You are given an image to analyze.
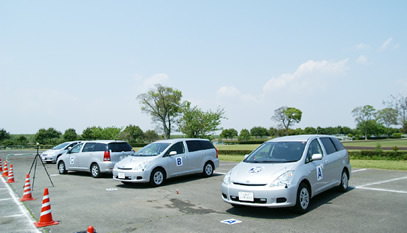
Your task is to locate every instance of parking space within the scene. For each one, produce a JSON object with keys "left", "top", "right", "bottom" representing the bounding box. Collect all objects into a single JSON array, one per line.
[{"left": 1, "top": 150, "right": 407, "bottom": 233}]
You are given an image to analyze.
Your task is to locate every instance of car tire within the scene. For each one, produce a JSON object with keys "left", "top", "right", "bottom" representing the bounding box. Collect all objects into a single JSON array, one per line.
[
  {"left": 338, "top": 170, "right": 349, "bottom": 192},
  {"left": 91, "top": 163, "right": 101, "bottom": 178},
  {"left": 58, "top": 161, "right": 67, "bottom": 174},
  {"left": 293, "top": 182, "right": 311, "bottom": 214},
  {"left": 150, "top": 168, "right": 165, "bottom": 187},
  {"left": 202, "top": 162, "right": 214, "bottom": 177}
]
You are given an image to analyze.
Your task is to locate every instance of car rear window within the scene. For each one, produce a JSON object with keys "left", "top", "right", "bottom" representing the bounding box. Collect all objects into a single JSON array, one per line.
[
  {"left": 186, "top": 140, "right": 214, "bottom": 152},
  {"left": 320, "top": 138, "right": 337, "bottom": 155},
  {"left": 108, "top": 142, "right": 133, "bottom": 152},
  {"left": 331, "top": 137, "right": 346, "bottom": 151},
  {"left": 83, "top": 143, "right": 107, "bottom": 152}
]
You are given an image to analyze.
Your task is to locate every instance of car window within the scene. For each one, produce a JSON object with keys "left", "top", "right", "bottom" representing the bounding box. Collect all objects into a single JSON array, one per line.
[
  {"left": 186, "top": 140, "right": 201, "bottom": 152},
  {"left": 199, "top": 141, "right": 215, "bottom": 150},
  {"left": 245, "top": 141, "right": 306, "bottom": 163},
  {"left": 95, "top": 143, "right": 107, "bottom": 152},
  {"left": 306, "top": 139, "right": 323, "bottom": 163},
  {"left": 134, "top": 143, "right": 170, "bottom": 156},
  {"left": 109, "top": 142, "right": 132, "bottom": 152},
  {"left": 70, "top": 143, "right": 83, "bottom": 154},
  {"left": 53, "top": 142, "right": 70, "bottom": 150},
  {"left": 166, "top": 142, "right": 185, "bottom": 155},
  {"left": 320, "top": 137, "right": 337, "bottom": 155},
  {"left": 83, "top": 143, "right": 97, "bottom": 152},
  {"left": 331, "top": 137, "right": 345, "bottom": 151}
]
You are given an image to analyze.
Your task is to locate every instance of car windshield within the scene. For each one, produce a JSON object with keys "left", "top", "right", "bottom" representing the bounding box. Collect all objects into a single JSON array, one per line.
[
  {"left": 52, "top": 142, "right": 70, "bottom": 150},
  {"left": 133, "top": 143, "right": 171, "bottom": 156},
  {"left": 244, "top": 141, "right": 306, "bottom": 163}
]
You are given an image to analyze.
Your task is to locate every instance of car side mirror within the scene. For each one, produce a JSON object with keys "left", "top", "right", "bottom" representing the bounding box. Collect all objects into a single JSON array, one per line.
[
  {"left": 311, "top": 153, "right": 323, "bottom": 161},
  {"left": 169, "top": 151, "right": 177, "bottom": 156},
  {"left": 244, "top": 154, "right": 250, "bottom": 160}
]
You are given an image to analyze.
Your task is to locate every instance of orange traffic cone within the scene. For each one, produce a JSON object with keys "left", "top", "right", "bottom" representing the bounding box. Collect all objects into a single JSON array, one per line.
[
  {"left": 2, "top": 160, "right": 8, "bottom": 177},
  {"left": 34, "top": 188, "right": 59, "bottom": 227},
  {"left": 0, "top": 158, "right": 3, "bottom": 172},
  {"left": 87, "top": 225, "right": 95, "bottom": 233},
  {"left": 20, "top": 174, "right": 36, "bottom": 202},
  {"left": 6, "top": 164, "right": 15, "bottom": 183}
]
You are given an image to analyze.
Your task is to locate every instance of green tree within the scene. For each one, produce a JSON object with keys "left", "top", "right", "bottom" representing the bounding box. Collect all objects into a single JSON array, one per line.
[
  {"left": 81, "top": 126, "right": 103, "bottom": 140},
  {"left": 35, "top": 128, "right": 48, "bottom": 144},
  {"left": 250, "top": 126, "right": 269, "bottom": 137},
  {"left": 178, "top": 101, "right": 225, "bottom": 138},
  {"left": 272, "top": 106, "right": 302, "bottom": 135},
  {"left": 238, "top": 129, "right": 251, "bottom": 141},
  {"left": 352, "top": 105, "right": 376, "bottom": 140},
  {"left": 102, "top": 127, "right": 122, "bottom": 140},
  {"left": 16, "top": 135, "right": 28, "bottom": 145},
  {"left": 376, "top": 108, "right": 398, "bottom": 137},
  {"left": 0, "top": 129, "right": 11, "bottom": 143},
  {"left": 144, "top": 130, "right": 160, "bottom": 142},
  {"left": 138, "top": 84, "right": 183, "bottom": 139},
  {"left": 63, "top": 128, "right": 78, "bottom": 141},
  {"left": 120, "top": 125, "right": 144, "bottom": 144},
  {"left": 220, "top": 128, "right": 238, "bottom": 139},
  {"left": 304, "top": 127, "right": 317, "bottom": 134},
  {"left": 385, "top": 94, "right": 407, "bottom": 132}
]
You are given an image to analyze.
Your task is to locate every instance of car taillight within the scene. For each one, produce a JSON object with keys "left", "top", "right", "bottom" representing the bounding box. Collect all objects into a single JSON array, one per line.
[
  {"left": 104, "top": 151, "right": 111, "bottom": 161},
  {"left": 215, "top": 148, "right": 218, "bottom": 159}
]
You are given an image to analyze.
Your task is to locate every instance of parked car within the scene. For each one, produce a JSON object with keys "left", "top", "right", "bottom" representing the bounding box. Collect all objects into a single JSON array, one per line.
[
  {"left": 57, "top": 140, "right": 134, "bottom": 178},
  {"left": 113, "top": 138, "right": 219, "bottom": 186},
  {"left": 221, "top": 135, "right": 351, "bottom": 213},
  {"left": 41, "top": 141, "right": 81, "bottom": 163}
]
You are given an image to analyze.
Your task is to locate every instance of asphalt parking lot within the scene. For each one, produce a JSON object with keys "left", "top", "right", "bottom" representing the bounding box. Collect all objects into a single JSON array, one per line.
[{"left": 1, "top": 150, "right": 407, "bottom": 233}]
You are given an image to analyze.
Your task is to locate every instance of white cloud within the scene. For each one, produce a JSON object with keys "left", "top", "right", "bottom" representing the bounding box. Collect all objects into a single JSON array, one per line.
[
  {"left": 216, "top": 86, "right": 259, "bottom": 103},
  {"left": 379, "top": 37, "right": 393, "bottom": 51},
  {"left": 356, "top": 55, "right": 368, "bottom": 64},
  {"left": 263, "top": 59, "right": 349, "bottom": 93},
  {"left": 134, "top": 73, "right": 170, "bottom": 93},
  {"left": 355, "top": 43, "right": 369, "bottom": 49}
]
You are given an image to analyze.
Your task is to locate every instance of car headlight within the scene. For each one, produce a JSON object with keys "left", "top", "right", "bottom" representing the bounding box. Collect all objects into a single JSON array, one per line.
[
  {"left": 133, "top": 162, "right": 149, "bottom": 171},
  {"left": 223, "top": 170, "right": 232, "bottom": 185},
  {"left": 270, "top": 170, "right": 295, "bottom": 188}
]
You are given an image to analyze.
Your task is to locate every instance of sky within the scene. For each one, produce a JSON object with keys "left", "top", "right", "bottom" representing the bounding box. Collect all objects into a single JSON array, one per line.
[{"left": 1, "top": 0, "right": 407, "bottom": 135}]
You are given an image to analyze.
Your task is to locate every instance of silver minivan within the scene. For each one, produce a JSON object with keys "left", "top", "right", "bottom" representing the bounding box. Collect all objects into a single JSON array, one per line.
[
  {"left": 41, "top": 141, "right": 81, "bottom": 163},
  {"left": 57, "top": 140, "right": 134, "bottom": 178},
  {"left": 221, "top": 135, "right": 351, "bottom": 213},
  {"left": 113, "top": 138, "right": 219, "bottom": 186}
]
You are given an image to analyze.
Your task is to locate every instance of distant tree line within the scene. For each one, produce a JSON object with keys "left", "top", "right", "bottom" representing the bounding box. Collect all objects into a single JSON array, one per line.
[{"left": 1, "top": 90, "right": 406, "bottom": 147}]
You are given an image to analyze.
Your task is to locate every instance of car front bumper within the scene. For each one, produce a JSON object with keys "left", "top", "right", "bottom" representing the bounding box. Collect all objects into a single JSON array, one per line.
[
  {"left": 112, "top": 168, "right": 150, "bottom": 183},
  {"left": 221, "top": 182, "right": 298, "bottom": 208}
]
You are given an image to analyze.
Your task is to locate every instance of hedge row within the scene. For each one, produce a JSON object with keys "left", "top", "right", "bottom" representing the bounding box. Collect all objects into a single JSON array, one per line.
[
  {"left": 349, "top": 151, "right": 407, "bottom": 160},
  {"left": 217, "top": 150, "right": 253, "bottom": 155}
]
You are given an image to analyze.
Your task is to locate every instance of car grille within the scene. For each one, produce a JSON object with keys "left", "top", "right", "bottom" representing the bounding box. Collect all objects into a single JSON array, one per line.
[
  {"left": 117, "top": 167, "right": 132, "bottom": 170},
  {"left": 230, "top": 195, "right": 267, "bottom": 204},
  {"left": 233, "top": 182, "right": 267, "bottom": 186}
]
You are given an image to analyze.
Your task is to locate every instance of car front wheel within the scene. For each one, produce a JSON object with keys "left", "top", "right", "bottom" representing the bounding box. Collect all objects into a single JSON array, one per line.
[
  {"left": 150, "top": 168, "right": 165, "bottom": 187},
  {"left": 58, "top": 161, "right": 67, "bottom": 174},
  {"left": 294, "top": 183, "right": 310, "bottom": 214}
]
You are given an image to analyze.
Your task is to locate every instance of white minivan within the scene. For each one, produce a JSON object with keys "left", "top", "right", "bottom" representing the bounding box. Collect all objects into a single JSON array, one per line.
[{"left": 113, "top": 138, "right": 219, "bottom": 186}]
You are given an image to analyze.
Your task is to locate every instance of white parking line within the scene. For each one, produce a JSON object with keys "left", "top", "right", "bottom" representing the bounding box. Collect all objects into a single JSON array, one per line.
[
  {"left": 215, "top": 172, "right": 226, "bottom": 175},
  {"left": 355, "top": 176, "right": 407, "bottom": 195},
  {"left": 356, "top": 186, "right": 407, "bottom": 194},
  {"left": 0, "top": 177, "right": 41, "bottom": 233},
  {"left": 357, "top": 176, "right": 407, "bottom": 187},
  {"left": 352, "top": 168, "right": 368, "bottom": 173}
]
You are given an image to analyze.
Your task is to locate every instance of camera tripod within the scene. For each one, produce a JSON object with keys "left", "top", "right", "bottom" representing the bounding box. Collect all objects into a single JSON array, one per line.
[{"left": 28, "top": 144, "right": 54, "bottom": 191}]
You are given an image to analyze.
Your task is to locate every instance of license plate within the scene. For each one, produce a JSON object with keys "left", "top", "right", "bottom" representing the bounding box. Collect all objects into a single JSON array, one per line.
[
  {"left": 118, "top": 173, "right": 125, "bottom": 179},
  {"left": 238, "top": 192, "right": 254, "bottom": 201}
]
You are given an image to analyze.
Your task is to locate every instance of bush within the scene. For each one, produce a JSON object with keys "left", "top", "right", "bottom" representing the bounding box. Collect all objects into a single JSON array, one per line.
[
  {"left": 392, "top": 133, "right": 402, "bottom": 138},
  {"left": 349, "top": 151, "right": 407, "bottom": 160}
]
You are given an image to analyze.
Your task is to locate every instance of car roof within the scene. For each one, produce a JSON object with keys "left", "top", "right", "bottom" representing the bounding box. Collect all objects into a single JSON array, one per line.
[
  {"left": 153, "top": 138, "right": 210, "bottom": 144},
  {"left": 267, "top": 135, "right": 335, "bottom": 143},
  {"left": 80, "top": 140, "right": 128, "bottom": 144}
]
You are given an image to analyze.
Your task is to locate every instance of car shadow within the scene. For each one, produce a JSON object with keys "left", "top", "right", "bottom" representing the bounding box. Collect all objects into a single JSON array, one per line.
[
  {"left": 64, "top": 171, "right": 113, "bottom": 179},
  {"left": 116, "top": 173, "right": 224, "bottom": 189},
  {"left": 225, "top": 186, "right": 356, "bottom": 219}
]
